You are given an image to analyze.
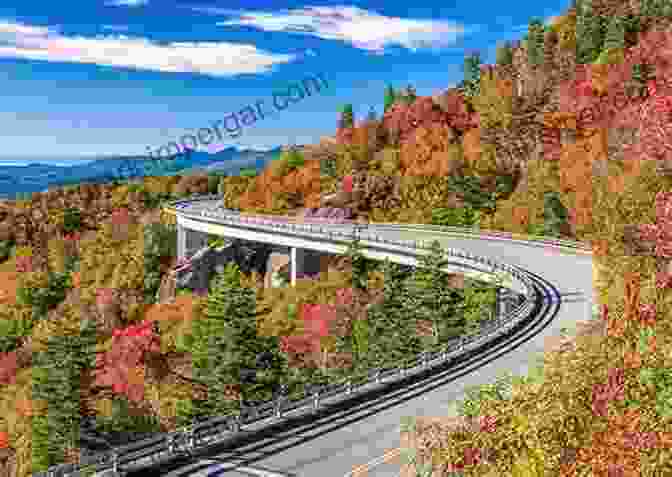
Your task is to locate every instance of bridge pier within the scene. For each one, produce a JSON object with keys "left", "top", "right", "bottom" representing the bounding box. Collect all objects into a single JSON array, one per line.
[{"left": 290, "top": 247, "right": 325, "bottom": 286}]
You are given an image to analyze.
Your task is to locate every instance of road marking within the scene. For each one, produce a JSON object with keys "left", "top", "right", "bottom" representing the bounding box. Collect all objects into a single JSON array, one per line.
[{"left": 344, "top": 448, "right": 400, "bottom": 476}]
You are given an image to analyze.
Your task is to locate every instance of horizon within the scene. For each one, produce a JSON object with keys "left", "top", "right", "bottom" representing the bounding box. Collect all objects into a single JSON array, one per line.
[{"left": 0, "top": 0, "right": 566, "bottom": 162}]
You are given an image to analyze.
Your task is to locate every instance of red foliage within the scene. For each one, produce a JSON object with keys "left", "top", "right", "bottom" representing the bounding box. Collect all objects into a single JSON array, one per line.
[
  {"left": 342, "top": 175, "right": 353, "bottom": 193},
  {"left": 15, "top": 256, "right": 32, "bottom": 273},
  {"left": 591, "top": 367, "right": 625, "bottom": 418},
  {"left": 0, "top": 431, "right": 8, "bottom": 449},
  {"left": 94, "top": 319, "right": 161, "bottom": 402},
  {"left": 637, "top": 191, "right": 672, "bottom": 259},
  {"left": 0, "top": 351, "right": 18, "bottom": 386},
  {"left": 381, "top": 95, "right": 474, "bottom": 146}
]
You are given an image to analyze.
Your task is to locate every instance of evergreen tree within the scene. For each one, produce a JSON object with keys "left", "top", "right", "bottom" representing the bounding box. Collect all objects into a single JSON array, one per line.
[
  {"left": 383, "top": 85, "right": 397, "bottom": 112},
  {"left": 527, "top": 19, "right": 545, "bottom": 67},
  {"left": 361, "top": 259, "right": 422, "bottom": 370},
  {"left": 463, "top": 51, "right": 482, "bottom": 99},
  {"left": 405, "top": 240, "right": 464, "bottom": 347},
  {"left": 345, "top": 235, "right": 371, "bottom": 291},
  {"left": 495, "top": 41, "right": 514, "bottom": 66},
  {"left": 575, "top": 0, "right": 604, "bottom": 64},
  {"left": 597, "top": 16, "right": 625, "bottom": 64},
  {"left": 542, "top": 191, "right": 570, "bottom": 237},
  {"left": 402, "top": 84, "right": 417, "bottom": 104},
  {"left": 191, "top": 263, "right": 281, "bottom": 417},
  {"left": 339, "top": 104, "right": 354, "bottom": 128},
  {"left": 31, "top": 320, "right": 97, "bottom": 471}
]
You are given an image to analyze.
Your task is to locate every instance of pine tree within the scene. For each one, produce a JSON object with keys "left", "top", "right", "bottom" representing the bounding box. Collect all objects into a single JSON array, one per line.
[
  {"left": 191, "top": 263, "right": 280, "bottom": 417},
  {"left": 527, "top": 19, "right": 545, "bottom": 67},
  {"left": 463, "top": 51, "right": 482, "bottom": 99},
  {"left": 402, "top": 84, "right": 417, "bottom": 104},
  {"left": 495, "top": 41, "right": 514, "bottom": 66},
  {"left": 361, "top": 259, "right": 422, "bottom": 370},
  {"left": 598, "top": 16, "right": 625, "bottom": 64},
  {"left": 383, "top": 85, "right": 397, "bottom": 112},
  {"left": 405, "top": 240, "right": 464, "bottom": 346},
  {"left": 339, "top": 104, "right": 354, "bottom": 128},
  {"left": 575, "top": 0, "right": 604, "bottom": 64}
]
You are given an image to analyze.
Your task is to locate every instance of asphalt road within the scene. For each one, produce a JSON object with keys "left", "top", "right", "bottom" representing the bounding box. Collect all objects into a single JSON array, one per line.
[{"left": 148, "top": 201, "right": 595, "bottom": 477}]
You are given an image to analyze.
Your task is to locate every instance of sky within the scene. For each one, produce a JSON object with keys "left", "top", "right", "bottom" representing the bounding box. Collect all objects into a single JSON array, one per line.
[{"left": 0, "top": 0, "right": 568, "bottom": 162}]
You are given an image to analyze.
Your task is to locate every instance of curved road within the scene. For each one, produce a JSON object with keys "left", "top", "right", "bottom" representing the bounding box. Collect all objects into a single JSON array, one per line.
[{"left": 144, "top": 199, "right": 595, "bottom": 477}]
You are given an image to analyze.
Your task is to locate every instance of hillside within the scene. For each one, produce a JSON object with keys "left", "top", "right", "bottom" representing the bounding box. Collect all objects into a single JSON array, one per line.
[{"left": 1, "top": 0, "right": 672, "bottom": 474}]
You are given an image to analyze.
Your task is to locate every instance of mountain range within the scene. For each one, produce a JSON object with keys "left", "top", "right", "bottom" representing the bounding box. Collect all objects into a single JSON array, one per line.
[{"left": 0, "top": 146, "right": 282, "bottom": 200}]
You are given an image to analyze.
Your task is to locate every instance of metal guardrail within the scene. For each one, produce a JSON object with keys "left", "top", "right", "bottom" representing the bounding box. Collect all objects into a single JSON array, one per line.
[{"left": 35, "top": 194, "right": 541, "bottom": 477}]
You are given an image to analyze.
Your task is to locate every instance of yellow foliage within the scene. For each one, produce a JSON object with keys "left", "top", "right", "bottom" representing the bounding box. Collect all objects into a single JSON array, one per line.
[
  {"left": 472, "top": 69, "right": 514, "bottom": 130},
  {"left": 554, "top": 12, "right": 576, "bottom": 52}
]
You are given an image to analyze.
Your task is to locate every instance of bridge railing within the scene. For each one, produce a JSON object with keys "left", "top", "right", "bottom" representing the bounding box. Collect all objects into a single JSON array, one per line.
[{"left": 34, "top": 196, "right": 542, "bottom": 477}]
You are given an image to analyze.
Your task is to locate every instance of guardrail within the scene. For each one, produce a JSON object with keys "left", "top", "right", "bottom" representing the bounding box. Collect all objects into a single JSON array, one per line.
[{"left": 34, "top": 195, "right": 541, "bottom": 477}]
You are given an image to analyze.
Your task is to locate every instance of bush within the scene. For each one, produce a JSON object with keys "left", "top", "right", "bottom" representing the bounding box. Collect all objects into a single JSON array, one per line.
[
  {"left": 62, "top": 207, "right": 82, "bottom": 234},
  {"left": 16, "top": 270, "right": 72, "bottom": 321},
  {"left": 239, "top": 168, "right": 258, "bottom": 177}
]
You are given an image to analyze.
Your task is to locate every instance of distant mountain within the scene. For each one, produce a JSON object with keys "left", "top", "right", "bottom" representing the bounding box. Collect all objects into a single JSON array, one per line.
[{"left": 0, "top": 146, "right": 282, "bottom": 200}]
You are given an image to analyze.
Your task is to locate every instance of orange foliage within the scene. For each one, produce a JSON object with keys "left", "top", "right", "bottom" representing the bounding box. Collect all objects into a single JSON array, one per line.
[{"left": 238, "top": 158, "right": 322, "bottom": 211}]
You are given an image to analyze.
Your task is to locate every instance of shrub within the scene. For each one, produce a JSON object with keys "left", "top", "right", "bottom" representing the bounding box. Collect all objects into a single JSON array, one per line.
[{"left": 62, "top": 207, "right": 82, "bottom": 234}]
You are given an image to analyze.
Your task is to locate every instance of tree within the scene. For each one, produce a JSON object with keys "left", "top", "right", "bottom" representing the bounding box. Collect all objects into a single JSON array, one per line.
[
  {"left": 339, "top": 104, "right": 354, "bottom": 128},
  {"left": 575, "top": 0, "right": 604, "bottom": 64},
  {"left": 361, "top": 259, "right": 422, "bottom": 370},
  {"left": 191, "top": 263, "right": 281, "bottom": 417},
  {"left": 527, "top": 18, "right": 545, "bottom": 67},
  {"left": 405, "top": 240, "right": 464, "bottom": 346},
  {"left": 463, "top": 51, "right": 482, "bottom": 99},
  {"left": 345, "top": 235, "right": 371, "bottom": 291},
  {"left": 402, "top": 84, "right": 417, "bottom": 104},
  {"left": 597, "top": 16, "right": 625, "bottom": 65},
  {"left": 495, "top": 41, "right": 514, "bottom": 66},
  {"left": 384, "top": 85, "right": 397, "bottom": 112}
]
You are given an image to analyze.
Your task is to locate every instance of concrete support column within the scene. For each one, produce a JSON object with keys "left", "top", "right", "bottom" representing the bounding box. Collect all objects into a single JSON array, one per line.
[
  {"left": 290, "top": 247, "right": 303, "bottom": 286},
  {"left": 177, "top": 223, "right": 186, "bottom": 261}
]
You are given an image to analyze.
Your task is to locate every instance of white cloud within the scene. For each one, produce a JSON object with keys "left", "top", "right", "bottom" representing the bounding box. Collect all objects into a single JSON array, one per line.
[
  {"left": 212, "top": 6, "right": 470, "bottom": 52},
  {"left": 104, "top": 0, "right": 149, "bottom": 7},
  {"left": 101, "top": 25, "right": 130, "bottom": 32},
  {"left": 0, "top": 20, "right": 296, "bottom": 77}
]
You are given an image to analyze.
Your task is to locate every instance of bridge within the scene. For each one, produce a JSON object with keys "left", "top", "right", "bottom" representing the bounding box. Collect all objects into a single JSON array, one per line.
[{"left": 35, "top": 194, "right": 595, "bottom": 477}]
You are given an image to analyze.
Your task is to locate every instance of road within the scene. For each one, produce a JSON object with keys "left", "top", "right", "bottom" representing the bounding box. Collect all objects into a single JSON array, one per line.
[{"left": 140, "top": 199, "right": 595, "bottom": 477}]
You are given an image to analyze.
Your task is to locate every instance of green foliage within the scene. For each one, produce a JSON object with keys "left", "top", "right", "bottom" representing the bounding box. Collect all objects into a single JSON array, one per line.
[
  {"left": 0, "top": 313, "right": 35, "bottom": 353},
  {"left": 638, "top": 366, "right": 672, "bottom": 418},
  {"left": 16, "top": 270, "right": 72, "bottom": 321},
  {"left": 575, "top": 0, "right": 606, "bottom": 64},
  {"left": 351, "top": 317, "right": 370, "bottom": 357},
  {"left": 62, "top": 207, "right": 82, "bottom": 234},
  {"left": 405, "top": 241, "right": 465, "bottom": 346},
  {"left": 640, "top": 0, "right": 670, "bottom": 18},
  {"left": 0, "top": 239, "right": 13, "bottom": 263},
  {"left": 94, "top": 396, "right": 161, "bottom": 435},
  {"left": 431, "top": 206, "right": 481, "bottom": 228},
  {"left": 446, "top": 175, "right": 497, "bottom": 212},
  {"left": 495, "top": 40, "right": 514, "bottom": 66},
  {"left": 359, "top": 259, "right": 423, "bottom": 369},
  {"left": 142, "top": 222, "right": 177, "bottom": 304},
  {"left": 339, "top": 104, "right": 354, "bottom": 128},
  {"left": 283, "top": 149, "right": 305, "bottom": 169},
  {"left": 542, "top": 191, "right": 570, "bottom": 237},
  {"left": 384, "top": 85, "right": 397, "bottom": 113},
  {"left": 239, "top": 168, "right": 258, "bottom": 177},
  {"left": 457, "top": 371, "right": 515, "bottom": 418},
  {"left": 320, "top": 156, "right": 338, "bottom": 178},
  {"left": 30, "top": 321, "right": 97, "bottom": 472},
  {"left": 345, "top": 236, "right": 372, "bottom": 291},
  {"left": 191, "top": 263, "right": 282, "bottom": 417},
  {"left": 527, "top": 18, "right": 545, "bottom": 67},
  {"left": 463, "top": 52, "right": 482, "bottom": 100}
]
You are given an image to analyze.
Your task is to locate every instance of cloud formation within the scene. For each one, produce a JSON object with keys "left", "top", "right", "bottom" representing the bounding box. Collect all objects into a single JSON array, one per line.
[
  {"left": 209, "top": 6, "right": 469, "bottom": 52},
  {"left": 104, "top": 0, "right": 149, "bottom": 7},
  {"left": 0, "top": 20, "right": 296, "bottom": 76}
]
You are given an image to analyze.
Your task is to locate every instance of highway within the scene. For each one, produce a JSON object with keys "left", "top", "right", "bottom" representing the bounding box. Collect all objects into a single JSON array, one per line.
[{"left": 135, "top": 198, "right": 595, "bottom": 477}]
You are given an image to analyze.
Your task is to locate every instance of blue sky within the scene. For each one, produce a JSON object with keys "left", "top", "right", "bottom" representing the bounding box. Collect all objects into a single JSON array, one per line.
[{"left": 0, "top": 0, "right": 568, "bottom": 162}]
